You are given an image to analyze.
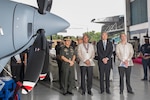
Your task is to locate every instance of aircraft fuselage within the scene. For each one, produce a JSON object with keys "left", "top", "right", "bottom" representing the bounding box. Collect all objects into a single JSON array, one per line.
[{"left": 0, "top": 0, "right": 69, "bottom": 59}]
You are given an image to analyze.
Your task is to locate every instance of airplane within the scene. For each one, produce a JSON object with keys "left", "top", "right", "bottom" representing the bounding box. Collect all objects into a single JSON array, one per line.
[{"left": 0, "top": 0, "right": 70, "bottom": 94}]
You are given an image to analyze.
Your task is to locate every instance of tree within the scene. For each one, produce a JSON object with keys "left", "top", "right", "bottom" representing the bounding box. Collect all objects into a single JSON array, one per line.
[
  {"left": 83, "top": 31, "right": 101, "bottom": 42},
  {"left": 47, "top": 31, "right": 101, "bottom": 42},
  {"left": 51, "top": 35, "right": 63, "bottom": 40}
]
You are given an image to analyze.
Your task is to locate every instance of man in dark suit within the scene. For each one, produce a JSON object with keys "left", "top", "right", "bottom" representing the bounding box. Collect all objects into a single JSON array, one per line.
[
  {"left": 97, "top": 32, "right": 113, "bottom": 94},
  {"left": 10, "top": 54, "right": 24, "bottom": 82},
  {"left": 55, "top": 41, "right": 63, "bottom": 89}
]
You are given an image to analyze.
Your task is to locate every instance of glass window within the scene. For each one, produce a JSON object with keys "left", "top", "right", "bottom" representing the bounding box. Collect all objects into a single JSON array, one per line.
[{"left": 130, "top": 0, "right": 148, "bottom": 25}]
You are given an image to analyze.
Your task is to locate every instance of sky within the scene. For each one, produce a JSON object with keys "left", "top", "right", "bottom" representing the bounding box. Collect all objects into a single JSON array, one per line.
[{"left": 11, "top": 0, "right": 125, "bottom": 37}]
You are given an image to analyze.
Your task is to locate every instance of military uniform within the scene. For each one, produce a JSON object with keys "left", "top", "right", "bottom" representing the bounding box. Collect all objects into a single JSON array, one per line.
[
  {"left": 140, "top": 37, "right": 150, "bottom": 80},
  {"left": 60, "top": 36, "right": 75, "bottom": 95}
]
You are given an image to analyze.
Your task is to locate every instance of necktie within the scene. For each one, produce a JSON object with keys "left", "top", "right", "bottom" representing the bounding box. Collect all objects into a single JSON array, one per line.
[{"left": 103, "top": 41, "right": 106, "bottom": 50}]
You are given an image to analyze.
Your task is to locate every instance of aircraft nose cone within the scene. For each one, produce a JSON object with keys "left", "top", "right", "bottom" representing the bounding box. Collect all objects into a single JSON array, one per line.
[
  {"left": 34, "top": 11, "right": 70, "bottom": 36},
  {"left": 51, "top": 15, "right": 70, "bottom": 33}
]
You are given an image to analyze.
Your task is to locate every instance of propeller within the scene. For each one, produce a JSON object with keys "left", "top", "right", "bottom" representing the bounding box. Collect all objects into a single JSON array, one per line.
[
  {"left": 37, "top": 0, "right": 53, "bottom": 14},
  {"left": 22, "top": 29, "right": 47, "bottom": 94},
  {"left": 46, "top": 0, "right": 53, "bottom": 12}
]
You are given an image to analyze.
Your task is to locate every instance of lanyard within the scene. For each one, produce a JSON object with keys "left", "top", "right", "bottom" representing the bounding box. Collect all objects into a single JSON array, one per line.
[{"left": 83, "top": 43, "right": 89, "bottom": 53}]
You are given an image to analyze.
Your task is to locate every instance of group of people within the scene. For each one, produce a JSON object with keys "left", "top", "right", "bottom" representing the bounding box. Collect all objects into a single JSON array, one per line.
[
  {"left": 2, "top": 30, "right": 149, "bottom": 96},
  {"left": 97, "top": 32, "right": 134, "bottom": 94},
  {"left": 55, "top": 32, "right": 135, "bottom": 96}
]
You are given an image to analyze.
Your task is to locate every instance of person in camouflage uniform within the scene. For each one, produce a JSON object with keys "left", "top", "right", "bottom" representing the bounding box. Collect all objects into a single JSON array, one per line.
[{"left": 60, "top": 36, "right": 76, "bottom": 95}]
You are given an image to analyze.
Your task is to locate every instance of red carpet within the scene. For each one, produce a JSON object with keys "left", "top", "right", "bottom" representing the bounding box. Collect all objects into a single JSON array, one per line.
[{"left": 133, "top": 57, "right": 142, "bottom": 64}]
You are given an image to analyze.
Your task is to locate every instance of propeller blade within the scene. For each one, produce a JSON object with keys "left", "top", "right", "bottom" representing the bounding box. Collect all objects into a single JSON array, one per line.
[
  {"left": 46, "top": 0, "right": 53, "bottom": 12},
  {"left": 39, "top": 41, "right": 49, "bottom": 80},
  {"left": 37, "top": 0, "right": 52, "bottom": 14},
  {"left": 22, "top": 29, "right": 47, "bottom": 94}
]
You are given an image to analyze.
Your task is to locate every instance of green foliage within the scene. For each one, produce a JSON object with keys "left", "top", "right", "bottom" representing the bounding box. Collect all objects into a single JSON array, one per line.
[
  {"left": 47, "top": 34, "right": 77, "bottom": 41},
  {"left": 83, "top": 31, "right": 101, "bottom": 42},
  {"left": 52, "top": 35, "right": 63, "bottom": 40},
  {"left": 47, "top": 31, "right": 101, "bottom": 42}
]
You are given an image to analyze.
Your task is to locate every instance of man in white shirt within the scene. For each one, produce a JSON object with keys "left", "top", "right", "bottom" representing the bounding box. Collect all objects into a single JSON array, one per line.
[
  {"left": 116, "top": 33, "right": 134, "bottom": 94},
  {"left": 78, "top": 34, "right": 95, "bottom": 95}
]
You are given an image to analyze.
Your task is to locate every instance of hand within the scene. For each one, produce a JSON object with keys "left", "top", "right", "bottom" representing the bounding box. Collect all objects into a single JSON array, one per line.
[
  {"left": 16, "top": 60, "right": 21, "bottom": 64},
  {"left": 23, "top": 61, "right": 27, "bottom": 66},
  {"left": 69, "top": 61, "right": 74, "bottom": 66},
  {"left": 123, "top": 60, "right": 128, "bottom": 68},
  {"left": 143, "top": 56, "right": 150, "bottom": 59},
  {"left": 84, "top": 60, "right": 91, "bottom": 66},
  {"left": 102, "top": 58, "right": 108, "bottom": 64}
]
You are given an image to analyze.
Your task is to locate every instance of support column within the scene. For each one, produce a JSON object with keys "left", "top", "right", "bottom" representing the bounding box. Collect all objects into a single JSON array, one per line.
[
  {"left": 147, "top": 0, "right": 150, "bottom": 36},
  {"left": 125, "top": 0, "right": 131, "bottom": 41}
]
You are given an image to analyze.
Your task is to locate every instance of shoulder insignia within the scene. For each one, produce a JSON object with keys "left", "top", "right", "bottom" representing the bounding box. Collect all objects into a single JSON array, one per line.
[{"left": 64, "top": 48, "right": 68, "bottom": 52}]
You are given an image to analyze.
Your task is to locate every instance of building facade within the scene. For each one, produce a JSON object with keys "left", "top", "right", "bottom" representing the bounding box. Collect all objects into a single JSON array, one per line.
[{"left": 125, "top": 0, "right": 149, "bottom": 45}]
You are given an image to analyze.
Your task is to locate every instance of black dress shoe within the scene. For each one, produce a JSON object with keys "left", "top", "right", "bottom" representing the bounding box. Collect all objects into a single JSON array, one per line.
[
  {"left": 120, "top": 91, "right": 123, "bottom": 94},
  {"left": 88, "top": 91, "right": 93, "bottom": 96},
  {"left": 106, "top": 91, "right": 111, "bottom": 94},
  {"left": 141, "top": 78, "right": 147, "bottom": 81},
  {"left": 128, "top": 91, "right": 134, "bottom": 94},
  {"left": 100, "top": 91, "right": 104, "bottom": 94},
  {"left": 63, "top": 92, "right": 67, "bottom": 95},
  {"left": 67, "top": 91, "right": 74, "bottom": 95},
  {"left": 81, "top": 91, "right": 85, "bottom": 95}
]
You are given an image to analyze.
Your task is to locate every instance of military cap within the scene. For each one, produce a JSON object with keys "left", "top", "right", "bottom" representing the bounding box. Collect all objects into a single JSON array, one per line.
[
  {"left": 77, "top": 36, "right": 82, "bottom": 40},
  {"left": 48, "top": 41, "right": 54, "bottom": 44},
  {"left": 143, "top": 36, "right": 150, "bottom": 40},
  {"left": 63, "top": 36, "right": 71, "bottom": 41}
]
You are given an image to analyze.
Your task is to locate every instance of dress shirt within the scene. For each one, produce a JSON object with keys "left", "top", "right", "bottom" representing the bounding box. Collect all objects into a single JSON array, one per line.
[
  {"left": 78, "top": 43, "right": 95, "bottom": 66},
  {"left": 103, "top": 40, "right": 107, "bottom": 50},
  {"left": 14, "top": 54, "right": 21, "bottom": 62},
  {"left": 116, "top": 42, "right": 134, "bottom": 67}
]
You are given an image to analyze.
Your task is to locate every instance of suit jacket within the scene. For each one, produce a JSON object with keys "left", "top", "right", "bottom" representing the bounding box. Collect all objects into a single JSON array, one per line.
[{"left": 97, "top": 40, "right": 113, "bottom": 66}]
